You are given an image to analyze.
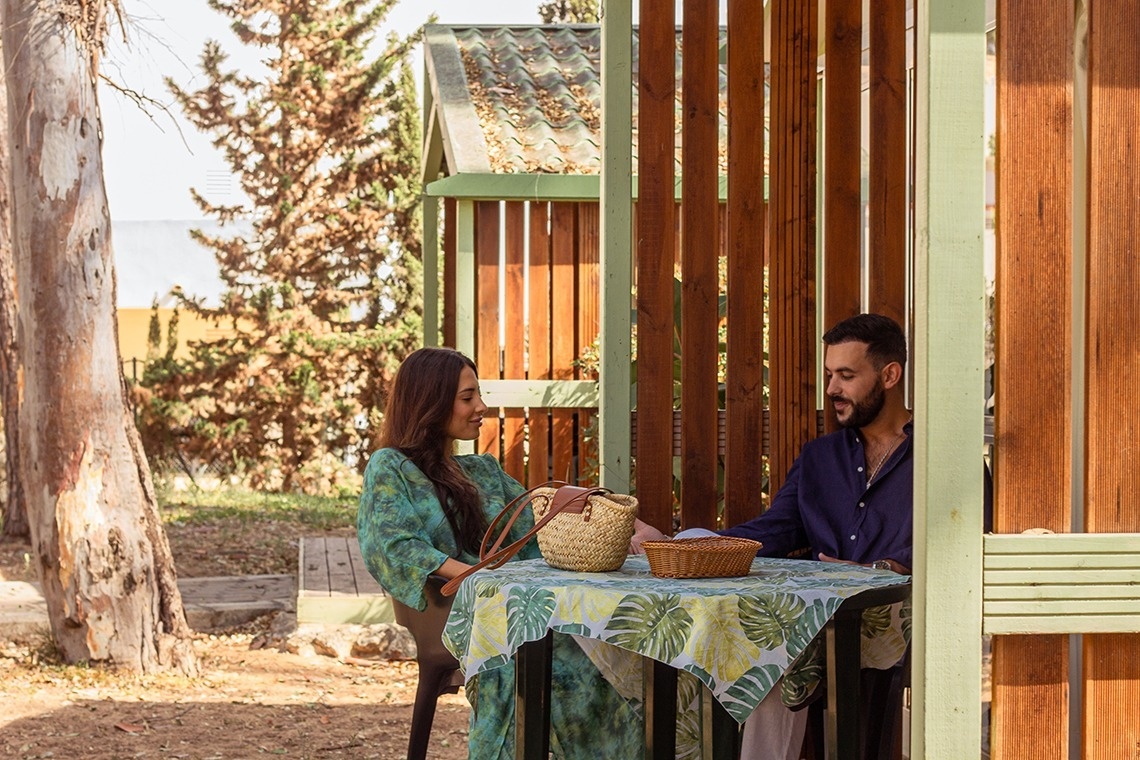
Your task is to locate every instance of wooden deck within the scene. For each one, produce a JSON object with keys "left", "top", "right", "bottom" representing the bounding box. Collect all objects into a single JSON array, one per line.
[{"left": 296, "top": 536, "right": 393, "bottom": 625}]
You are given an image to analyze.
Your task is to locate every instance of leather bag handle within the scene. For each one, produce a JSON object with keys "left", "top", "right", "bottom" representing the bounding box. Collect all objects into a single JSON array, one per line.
[{"left": 439, "top": 482, "right": 610, "bottom": 596}]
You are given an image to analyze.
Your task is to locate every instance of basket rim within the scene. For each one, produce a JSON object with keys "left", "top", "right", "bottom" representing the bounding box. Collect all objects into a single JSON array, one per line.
[{"left": 641, "top": 536, "right": 762, "bottom": 551}]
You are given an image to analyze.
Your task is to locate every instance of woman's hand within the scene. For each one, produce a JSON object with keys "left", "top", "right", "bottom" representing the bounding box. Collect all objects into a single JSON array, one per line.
[{"left": 628, "top": 518, "right": 669, "bottom": 554}]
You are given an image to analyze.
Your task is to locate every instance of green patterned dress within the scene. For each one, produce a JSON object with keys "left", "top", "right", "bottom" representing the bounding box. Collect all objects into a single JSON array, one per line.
[{"left": 357, "top": 448, "right": 643, "bottom": 759}]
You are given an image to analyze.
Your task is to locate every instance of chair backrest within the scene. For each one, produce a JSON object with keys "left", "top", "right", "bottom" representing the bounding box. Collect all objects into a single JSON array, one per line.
[{"left": 391, "top": 576, "right": 460, "bottom": 671}]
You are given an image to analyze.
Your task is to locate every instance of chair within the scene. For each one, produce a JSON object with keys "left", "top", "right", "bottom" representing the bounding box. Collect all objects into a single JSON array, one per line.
[{"left": 390, "top": 575, "right": 465, "bottom": 760}]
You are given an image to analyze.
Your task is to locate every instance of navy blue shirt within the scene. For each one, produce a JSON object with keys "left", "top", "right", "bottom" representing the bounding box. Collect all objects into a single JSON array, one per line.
[{"left": 722, "top": 422, "right": 915, "bottom": 570}]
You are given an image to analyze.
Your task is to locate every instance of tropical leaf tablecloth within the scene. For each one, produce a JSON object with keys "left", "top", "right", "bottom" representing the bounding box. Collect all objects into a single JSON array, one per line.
[{"left": 443, "top": 555, "right": 910, "bottom": 724}]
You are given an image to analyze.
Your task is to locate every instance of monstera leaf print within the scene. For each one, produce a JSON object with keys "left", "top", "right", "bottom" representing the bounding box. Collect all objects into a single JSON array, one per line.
[
  {"left": 899, "top": 599, "right": 912, "bottom": 642},
  {"left": 693, "top": 608, "right": 758, "bottom": 683},
  {"left": 443, "top": 582, "right": 476, "bottom": 657},
  {"left": 785, "top": 597, "right": 843, "bottom": 657},
  {"left": 675, "top": 673, "right": 706, "bottom": 760},
  {"left": 723, "top": 663, "right": 785, "bottom": 717},
  {"left": 780, "top": 636, "right": 824, "bottom": 707},
  {"left": 860, "top": 604, "right": 893, "bottom": 639},
  {"left": 506, "top": 586, "right": 557, "bottom": 647},
  {"left": 738, "top": 592, "right": 806, "bottom": 649},
  {"left": 606, "top": 592, "right": 694, "bottom": 662}
]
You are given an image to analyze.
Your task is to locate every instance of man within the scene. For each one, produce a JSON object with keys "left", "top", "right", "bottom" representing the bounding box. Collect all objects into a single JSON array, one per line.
[
  {"left": 631, "top": 312, "right": 915, "bottom": 574},
  {"left": 629, "top": 313, "right": 918, "bottom": 759}
]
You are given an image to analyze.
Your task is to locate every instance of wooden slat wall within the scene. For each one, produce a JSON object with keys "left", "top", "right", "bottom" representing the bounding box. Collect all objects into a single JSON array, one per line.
[
  {"left": 502, "top": 201, "right": 526, "bottom": 476},
  {"left": 443, "top": 197, "right": 457, "bottom": 348},
  {"left": 1084, "top": 1, "right": 1140, "bottom": 754},
  {"left": 476, "top": 201, "right": 502, "bottom": 455},
  {"left": 550, "top": 202, "right": 578, "bottom": 483},
  {"left": 767, "top": 0, "right": 818, "bottom": 496},
  {"left": 724, "top": 0, "right": 767, "bottom": 529},
  {"left": 527, "top": 203, "right": 552, "bottom": 486},
  {"left": 993, "top": 2, "right": 1073, "bottom": 756},
  {"left": 868, "top": 0, "right": 908, "bottom": 329},
  {"left": 822, "top": 1, "right": 863, "bottom": 435},
  {"left": 679, "top": 0, "right": 721, "bottom": 528},
  {"left": 635, "top": 0, "right": 678, "bottom": 532},
  {"left": 577, "top": 203, "right": 600, "bottom": 486}
]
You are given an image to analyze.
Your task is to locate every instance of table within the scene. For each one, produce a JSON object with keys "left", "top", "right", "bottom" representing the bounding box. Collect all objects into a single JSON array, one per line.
[{"left": 443, "top": 555, "right": 911, "bottom": 759}]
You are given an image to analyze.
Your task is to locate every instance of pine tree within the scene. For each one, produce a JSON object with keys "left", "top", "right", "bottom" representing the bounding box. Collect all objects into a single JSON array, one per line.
[
  {"left": 141, "top": 0, "right": 423, "bottom": 494},
  {"left": 538, "top": 0, "right": 599, "bottom": 23}
]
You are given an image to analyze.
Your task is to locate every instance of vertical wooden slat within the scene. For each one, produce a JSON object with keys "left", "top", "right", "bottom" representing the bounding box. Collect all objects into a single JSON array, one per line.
[
  {"left": 679, "top": 0, "right": 720, "bottom": 529},
  {"left": 577, "top": 202, "right": 600, "bottom": 486},
  {"left": 635, "top": 1, "right": 678, "bottom": 531},
  {"left": 992, "top": 2, "right": 1073, "bottom": 757},
  {"left": 724, "top": 0, "right": 766, "bottom": 529},
  {"left": 767, "top": 0, "right": 817, "bottom": 497},
  {"left": 868, "top": 0, "right": 908, "bottom": 328},
  {"left": 502, "top": 201, "right": 526, "bottom": 480},
  {"left": 551, "top": 202, "right": 578, "bottom": 482},
  {"left": 822, "top": 0, "right": 863, "bottom": 387},
  {"left": 476, "top": 201, "right": 501, "bottom": 456},
  {"left": 528, "top": 202, "right": 552, "bottom": 487},
  {"left": 1084, "top": 1, "right": 1140, "bottom": 754},
  {"left": 443, "top": 197, "right": 457, "bottom": 349}
]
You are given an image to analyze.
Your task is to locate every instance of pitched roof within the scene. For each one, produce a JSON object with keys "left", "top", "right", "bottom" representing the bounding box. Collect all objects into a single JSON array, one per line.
[{"left": 424, "top": 24, "right": 733, "bottom": 178}]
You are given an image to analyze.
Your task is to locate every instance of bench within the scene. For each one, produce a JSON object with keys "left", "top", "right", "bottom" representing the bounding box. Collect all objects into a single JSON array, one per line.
[{"left": 296, "top": 536, "right": 393, "bottom": 625}]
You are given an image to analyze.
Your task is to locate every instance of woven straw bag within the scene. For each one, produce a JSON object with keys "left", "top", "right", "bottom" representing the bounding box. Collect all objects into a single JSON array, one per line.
[
  {"left": 441, "top": 481, "right": 639, "bottom": 595},
  {"left": 529, "top": 486, "right": 639, "bottom": 572}
]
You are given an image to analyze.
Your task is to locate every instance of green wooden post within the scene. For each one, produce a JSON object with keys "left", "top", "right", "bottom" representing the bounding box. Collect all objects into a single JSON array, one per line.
[
  {"left": 911, "top": 0, "right": 986, "bottom": 756},
  {"left": 455, "top": 199, "right": 477, "bottom": 455},
  {"left": 422, "top": 195, "right": 440, "bottom": 347},
  {"left": 598, "top": 0, "right": 633, "bottom": 493}
]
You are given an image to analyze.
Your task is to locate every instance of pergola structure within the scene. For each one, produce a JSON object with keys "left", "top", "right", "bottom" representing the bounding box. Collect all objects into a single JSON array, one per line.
[{"left": 421, "top": 0, "right": 1140, "bottom": 755}]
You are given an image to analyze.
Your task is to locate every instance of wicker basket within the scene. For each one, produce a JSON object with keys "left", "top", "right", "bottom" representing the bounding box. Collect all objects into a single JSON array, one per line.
[{"left": 642, "top": 537, "right": 762, "bottom": 579}]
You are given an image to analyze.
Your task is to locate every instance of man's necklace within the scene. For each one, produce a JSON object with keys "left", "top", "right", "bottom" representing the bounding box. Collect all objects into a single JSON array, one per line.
[{"left": 865, "top": 426, "right": 907, "bottom": 486}]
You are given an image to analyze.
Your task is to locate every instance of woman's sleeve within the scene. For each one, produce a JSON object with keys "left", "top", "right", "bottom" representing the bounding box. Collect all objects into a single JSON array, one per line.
[
  {"left": 480, "top": 454, "right": 542, "bottom": 561},
  {"left": 357, "top": 451, "right": 450, "bottom": 611}
]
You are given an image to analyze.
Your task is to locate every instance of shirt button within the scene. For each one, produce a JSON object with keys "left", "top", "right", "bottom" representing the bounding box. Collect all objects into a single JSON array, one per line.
[
  {"left": 858, "top": 502, "right": 865, "bottom": 508},
  {"left": 857, "top": 466, "right": 864, "bottom": 472},
  {"left": 850, "top": 535, "right": 856, "bottom": 541}
]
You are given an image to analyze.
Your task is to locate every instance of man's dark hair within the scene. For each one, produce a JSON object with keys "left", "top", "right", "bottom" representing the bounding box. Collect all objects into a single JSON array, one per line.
[{"left": 822, "top": 313, "right": 907, "bottom": 369}]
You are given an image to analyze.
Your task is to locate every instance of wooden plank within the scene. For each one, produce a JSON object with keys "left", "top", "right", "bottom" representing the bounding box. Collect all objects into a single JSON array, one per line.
[
  {"left": 992, "top": 1, "right": 1074, "bottom": 756},
  {"left": 988, "top": 618, "right": 1140, "bottom": 636},
  {"left": 527, "top": 202, "right": 552, "bottom": 486},
  {"left": 443, "top": 197, "right": 457, "bottom": 348},
  {"left": 301, "top": 537, "right": 329, "bottom": 596},
  {"left": 679, "top": 0, "right": 721, "bottom": 528},
  {"left": 635, "top": 0, "right": 677, "bottom": 531},
  {"left": 985, "top": 568, "right": 1140, "bottom": 586},
  {"left": 550, "top": 202, "right": 578, "bottom": 483},
  {"left": 347, "top": 537, "right": 385, "bottom": 595},
  {"left": 985, "top": 532, "right": 1140, "bottom": 554},
  {"left": 476, "top": 201, "right": 502, "bottom": 455},
  {"left": 987, "top": 585, "right": 1140, "bottom": 602},
  {"left": 1085, "top": 2, "right": 1140, "bottom": 753},
  {"left": 325, "top": 537, "right": 356, "bottom": 596},
  {"left": 767, "top": 0, "right": 818, "bottom": 497},
  {"left": 985, "top": 553, "right": 1140, "bottom": 570},
  {"left": 822, "top": 0, "right": 863, "bottom": 437},
  {"left": 868, "top": 0, "right": 908, "bottom": 329},
  {"left": 502, "top": 201, "right": 527, "bottom": 481},
  {"left": 986, "top": 600, "right": 1140, "bottom": 617},
  {"left": 725, "top": 0, "right": 767, "bottom": 535},
  {"left": 576, "top": 202, "right": 600, "bottom": 487}
]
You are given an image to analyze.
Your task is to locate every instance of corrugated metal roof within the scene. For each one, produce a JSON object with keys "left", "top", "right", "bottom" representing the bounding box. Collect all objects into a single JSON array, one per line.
[{"left": 428, "top": 24, "right": 736, "bottom": 176}]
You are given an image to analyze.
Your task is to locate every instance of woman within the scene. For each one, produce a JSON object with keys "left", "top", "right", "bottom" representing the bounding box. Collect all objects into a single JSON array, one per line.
[{"left": 357, "top": 347, "right": 642, "bottom": 759}]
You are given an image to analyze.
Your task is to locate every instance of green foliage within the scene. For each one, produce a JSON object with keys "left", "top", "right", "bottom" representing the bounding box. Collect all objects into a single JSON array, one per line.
[
  {"left": 538, "top": 0, "right": 599, "bottom": 23},
  {"left": 139, "top": 0, "right": 425, "bottom": 495}
]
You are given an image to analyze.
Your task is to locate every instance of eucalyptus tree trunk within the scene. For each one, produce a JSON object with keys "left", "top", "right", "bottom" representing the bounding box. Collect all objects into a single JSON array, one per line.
[
  {"left": 0, "top": 40, "right": 27, "bottom": 540},
  {"left": 1, "top": 0, "right": 196, "bottom": 673}
]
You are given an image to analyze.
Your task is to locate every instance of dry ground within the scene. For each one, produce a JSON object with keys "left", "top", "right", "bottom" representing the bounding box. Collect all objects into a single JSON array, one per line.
[{"left": 0, "top": 516, "right": 472, "bottom": 760}]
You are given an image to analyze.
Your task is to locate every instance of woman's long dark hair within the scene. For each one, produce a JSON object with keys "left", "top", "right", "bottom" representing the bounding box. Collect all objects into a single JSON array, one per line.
[{"left": 380, "top": 347, "right": 488, "bottom": 555}]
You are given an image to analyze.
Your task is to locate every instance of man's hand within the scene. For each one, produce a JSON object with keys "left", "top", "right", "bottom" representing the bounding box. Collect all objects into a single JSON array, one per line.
[
  {"left": 818, "top": 553, "right": 910, "bottom": 574},
  {"left": 629, "top": 518, "right": 669, "bottom": 554}
]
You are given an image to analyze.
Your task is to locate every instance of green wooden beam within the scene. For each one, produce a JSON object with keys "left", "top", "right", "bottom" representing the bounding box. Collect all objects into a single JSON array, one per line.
[
  {"left": 911, "top": 0, "right": 986, "bottom": 757},
  {"left": 598, "top": 0, "right": 634, "bottom": 493},
  {"left": 480, "top": 379, "right": 599, "bottom": 409},
  {"left": 426, "top": 172, "right": 742, "bottom": 203}
]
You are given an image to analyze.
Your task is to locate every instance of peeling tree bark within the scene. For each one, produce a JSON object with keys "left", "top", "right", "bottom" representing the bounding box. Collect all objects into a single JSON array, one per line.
[
  {"left": 0, "top": 36, "right": 28, "bottom": 540},
  {"left": 1, "top": 0, "right": 197, "bottom": 674}
]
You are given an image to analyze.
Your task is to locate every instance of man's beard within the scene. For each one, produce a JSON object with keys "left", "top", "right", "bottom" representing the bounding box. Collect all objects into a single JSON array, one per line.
[{"left": 833, "top": 379, "right": 886, "bottom": 429}]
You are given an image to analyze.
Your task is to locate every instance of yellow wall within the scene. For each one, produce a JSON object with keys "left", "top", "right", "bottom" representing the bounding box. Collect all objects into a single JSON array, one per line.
[{"left": 118, "top": 308, "right": 234, "bottom": 379}]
